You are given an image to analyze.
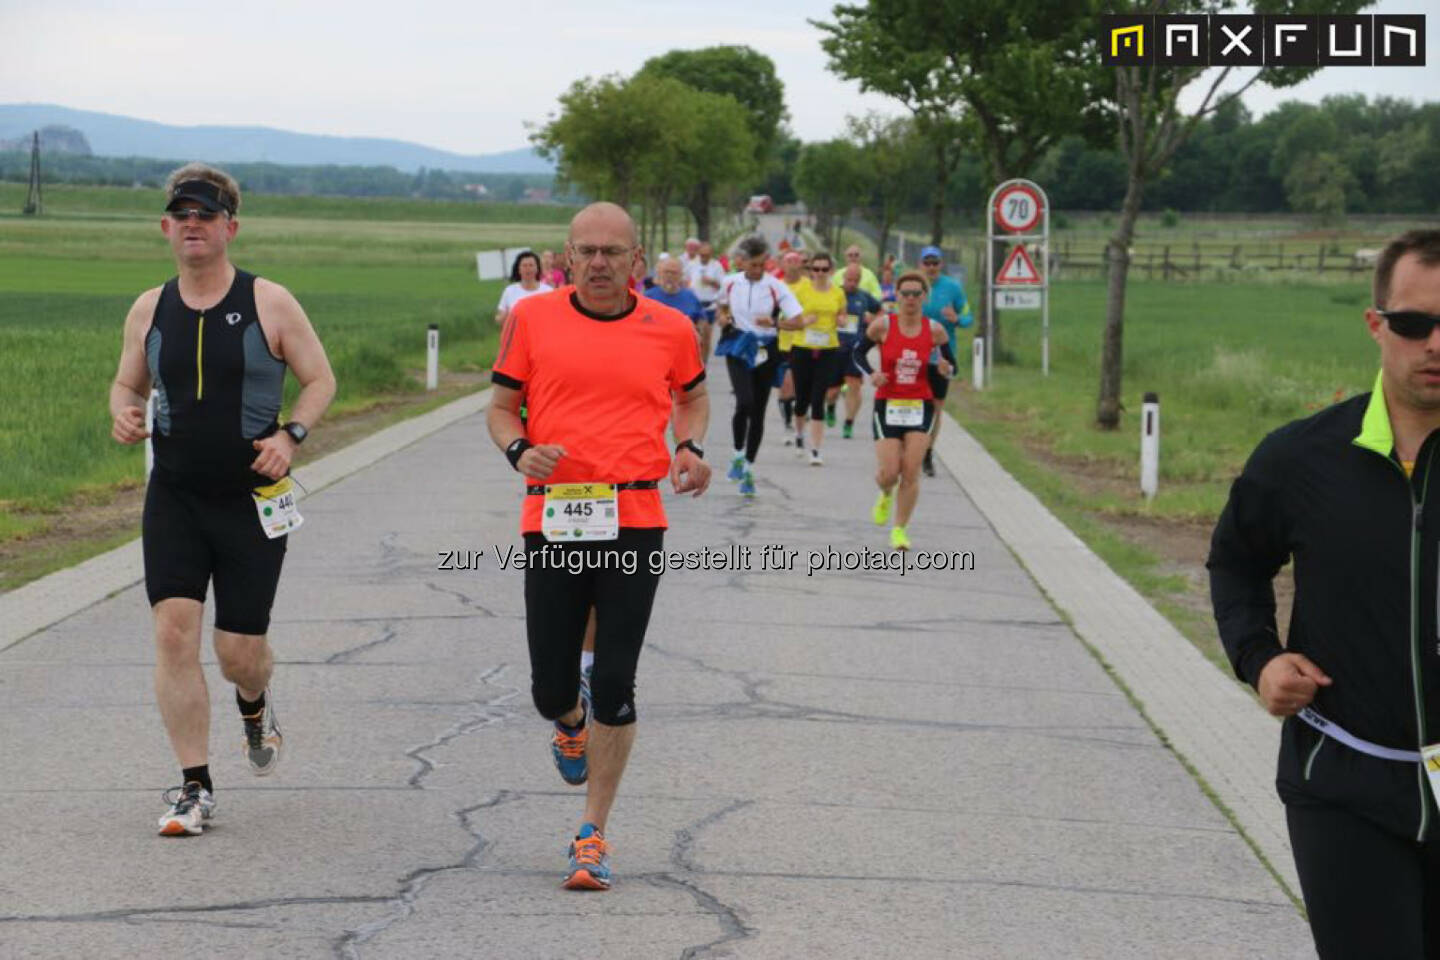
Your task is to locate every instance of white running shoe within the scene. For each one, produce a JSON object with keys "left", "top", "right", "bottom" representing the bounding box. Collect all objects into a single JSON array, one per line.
[
  {"left": 242, "top": 690, "right": 283, "bottom": 776},
  {"left": 158, "top": 782, "right": 216, "bottom": 836}
]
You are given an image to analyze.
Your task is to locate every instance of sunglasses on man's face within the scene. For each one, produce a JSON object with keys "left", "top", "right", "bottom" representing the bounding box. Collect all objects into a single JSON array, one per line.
[
  {"left": 897, "top": 288, "right": 926, "bottom": 298},
  {"left": 1381, "top": 309, "right": 1440, "bottom": 340},
  {"left": 169, "top": 208, "right": 223, "bottom": 222},
  {"left": 811, "top": 265, "right": 831, "bottom": 273}
]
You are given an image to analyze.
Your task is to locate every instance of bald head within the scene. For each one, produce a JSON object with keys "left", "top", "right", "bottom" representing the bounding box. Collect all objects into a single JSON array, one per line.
[
  {"left": 569, "top": 201, "right": 638, "bottom": 247},
  {"left": 656, "top": 257, "right": 684, "bottom": 292},
  {"left": 842, "top": 264, "right": 861, "bottom": 292},
  {"left": 781, "top": 250, "right": 805, "bottom": 282}
]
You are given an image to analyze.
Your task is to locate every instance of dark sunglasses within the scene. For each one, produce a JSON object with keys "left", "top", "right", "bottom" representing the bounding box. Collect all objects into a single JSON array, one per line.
[
  {"left": 810, "top": 265, "right": 831, "bottom": 273},
  {"left": 1381, "top": 309, "right": 1440, "bottom": 340},
  {"left": 168, "top": 208, "right": 223, "bottom": 222},
  {"left": 921, "top": 258, "right": 941, "bottom": 266},
  {"left": 897, "top": 288, "right": 926, "bottom": 298}
]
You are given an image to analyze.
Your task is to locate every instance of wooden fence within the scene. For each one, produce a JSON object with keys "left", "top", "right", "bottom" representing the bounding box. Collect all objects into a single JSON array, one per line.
[{"left": 1051, "top": 240, "right": 1379, "bottom": 279}]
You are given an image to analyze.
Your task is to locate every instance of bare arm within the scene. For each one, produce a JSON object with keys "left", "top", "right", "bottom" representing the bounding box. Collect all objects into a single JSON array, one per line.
[
  {"left": 110, "top": 289, "right": 160, "bottom": 444},
  {"left": 669, "top": 381, "right": 710, "bottom": 496},
  {"left": 252, "top": 279, "right": 337, "bottom": 479},
  {"left": 861, "top": 317, "right": 888, "bottom": 387},
  {"left": 487, "top": 383, "right": 565, "bottom": 480},
  {"left": 488, "top": 383, "right": 527, "bottom": 452}
]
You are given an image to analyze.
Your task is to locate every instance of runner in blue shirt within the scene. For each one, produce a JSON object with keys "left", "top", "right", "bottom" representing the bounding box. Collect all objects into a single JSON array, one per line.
[
  {"left": 834, "top": 263, "right": 882, "bottom": 438},
  {"left": 918, "top": 245, "right": 972, "bottom": 477},
  {"left": 646, "top": 257, "right": 705, "bottom": 331}
]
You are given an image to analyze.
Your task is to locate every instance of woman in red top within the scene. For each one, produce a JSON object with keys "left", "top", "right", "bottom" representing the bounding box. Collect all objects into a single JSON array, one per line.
[{"left": 852, "top": 271, "right": 953, "bottom": 550}]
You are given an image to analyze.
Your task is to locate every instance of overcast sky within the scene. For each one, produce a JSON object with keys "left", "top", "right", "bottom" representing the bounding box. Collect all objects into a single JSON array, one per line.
[{"left": 1, "top": 0, "right": 1433, "bottom": 157}]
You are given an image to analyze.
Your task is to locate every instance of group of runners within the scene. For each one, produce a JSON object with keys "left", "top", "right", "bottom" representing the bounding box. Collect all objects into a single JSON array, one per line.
[
  {"left": 497, "top": 227, "right": 976, "bottom": 556},
  {"left": 678, "top": 232, "right": 972, "bottom": 552},
  {"left": 109, "top": 165, "right": 970, "bottom": 893},
  {"left": 108, "top": 160, "right": 1440, "bottom": 957}
]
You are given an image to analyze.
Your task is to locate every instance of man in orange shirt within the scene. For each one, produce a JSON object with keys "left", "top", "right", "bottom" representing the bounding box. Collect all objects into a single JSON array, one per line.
[{"left": 488, "top": 202, "right": 711, "bottom": 890}]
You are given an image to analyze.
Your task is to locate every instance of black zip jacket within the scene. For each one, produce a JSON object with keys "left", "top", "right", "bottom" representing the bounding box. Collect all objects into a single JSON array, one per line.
[{"left": 1208, "top": 380, "right": 1439, "bottom": 842}]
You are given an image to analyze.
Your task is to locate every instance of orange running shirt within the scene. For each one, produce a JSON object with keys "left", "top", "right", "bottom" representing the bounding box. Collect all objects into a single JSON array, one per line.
[{"left": 492, "top": 289, "right": 705, "bottom": 534}]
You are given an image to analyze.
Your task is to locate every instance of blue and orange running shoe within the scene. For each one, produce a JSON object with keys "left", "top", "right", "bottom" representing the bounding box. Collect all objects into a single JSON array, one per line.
[
  {"left": 563, "top": 823, "right": 612, "bottom": 890},
  {"left": 550, "top": 703, "right": 589, "bottom": 785}
]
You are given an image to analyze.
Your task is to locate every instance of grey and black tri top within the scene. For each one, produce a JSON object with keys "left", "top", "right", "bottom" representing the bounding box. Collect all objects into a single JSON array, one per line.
[{"left": 145, "top": 269, "right": 287, "bottom": 491}]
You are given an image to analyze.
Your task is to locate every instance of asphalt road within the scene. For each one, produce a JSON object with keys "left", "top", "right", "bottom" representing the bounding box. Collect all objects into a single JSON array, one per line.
[{"left": 0, "top": 359, "right": 1311, "bottom": 958}]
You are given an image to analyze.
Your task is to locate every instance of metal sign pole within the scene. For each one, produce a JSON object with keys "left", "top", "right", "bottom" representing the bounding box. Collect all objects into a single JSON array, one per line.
[
  {"left": 984, "top": 210, "right": 994, "bottom": 391},
  {"left": 1042, "top": 186, "right": 1050, "bottom": 376}
]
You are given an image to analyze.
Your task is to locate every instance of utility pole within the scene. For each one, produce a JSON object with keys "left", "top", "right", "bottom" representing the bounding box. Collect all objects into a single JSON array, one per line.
[{"left": 22, "top": 131, "right": 42, "bottom": 216}]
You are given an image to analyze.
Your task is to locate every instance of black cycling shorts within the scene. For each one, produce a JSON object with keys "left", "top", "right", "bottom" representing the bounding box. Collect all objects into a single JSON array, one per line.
[
  {"left": 835, "top": 333, "right": 862, "bottom": 384},
  {"left": 872, "top": 399, "right": 936, "bottom": 441},
  {"left": 143, "top": 478, "right": 287, "bottom": 635},
  {"left": 523, "top": 529, "right": 664, "bottom": 727}
]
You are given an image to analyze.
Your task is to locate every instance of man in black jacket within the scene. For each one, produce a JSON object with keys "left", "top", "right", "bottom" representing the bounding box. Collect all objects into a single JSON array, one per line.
[{"left": 1210, "top": 229, "right": 1440, "bottom": 958}]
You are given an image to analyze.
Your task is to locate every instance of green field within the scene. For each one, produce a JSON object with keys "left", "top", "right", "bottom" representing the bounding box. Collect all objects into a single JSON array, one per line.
[{"left": 957, "top": 277, "right": 1374, "bottom": 518}]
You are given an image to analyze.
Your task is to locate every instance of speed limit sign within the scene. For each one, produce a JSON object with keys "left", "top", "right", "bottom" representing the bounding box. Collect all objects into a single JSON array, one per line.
[
  {"left": 984, "top": 178, "right": 1051, "bottom": 385},
  {"left": 994, "top": 183, "right": 1043, "bottom": 234}
]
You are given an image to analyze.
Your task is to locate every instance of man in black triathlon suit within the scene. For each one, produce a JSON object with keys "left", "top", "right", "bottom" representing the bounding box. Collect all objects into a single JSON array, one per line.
[{"left": 109, "top": 163, "right": 336, "bottom": 836}]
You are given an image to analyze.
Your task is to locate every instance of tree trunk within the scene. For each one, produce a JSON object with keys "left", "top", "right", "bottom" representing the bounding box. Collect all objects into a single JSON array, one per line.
[
  {"left": 661, "top": 189, "right": 671, "bottom": 252},
  {"left": 930, "top": 142, "right": 948, "bottom": 245},
  {"left": 877, "top": 219, "right": 892, "bottom": 268},
  {"left": 688, "top": 182, "right": 712, "bottom": 242},
  {"left": 1096, "top": 173, "right": 1146, "bottom": 429}
]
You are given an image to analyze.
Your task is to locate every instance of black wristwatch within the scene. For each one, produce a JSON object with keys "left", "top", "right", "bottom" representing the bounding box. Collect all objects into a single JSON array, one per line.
[
  {"left": 676, "top": 439, "right": 704, "bottom": 459},
  {"left": 282, "top": 421, "right": 308, "bottom": 444},
  {"left": 506, "top": 437, "right": 533, "bottom": 471}
]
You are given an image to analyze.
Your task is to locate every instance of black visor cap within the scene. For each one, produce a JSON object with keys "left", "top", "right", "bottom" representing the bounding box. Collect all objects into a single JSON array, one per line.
[{"left": 165, "top": 180, "right": 234, "bottom": 215}]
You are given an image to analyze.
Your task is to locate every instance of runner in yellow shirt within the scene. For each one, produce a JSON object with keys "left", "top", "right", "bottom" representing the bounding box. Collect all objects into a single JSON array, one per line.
[{"left": 790, "top": 251, "right": 846, "bottom": 466}]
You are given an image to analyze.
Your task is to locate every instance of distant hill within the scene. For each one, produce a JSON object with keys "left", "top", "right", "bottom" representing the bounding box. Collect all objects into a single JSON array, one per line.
[
  {"left": 0, "top": 125, "right": 91, "bottom": 155},
  {"left": 0, "top": 104, "right": 552, "bottom": 175}
]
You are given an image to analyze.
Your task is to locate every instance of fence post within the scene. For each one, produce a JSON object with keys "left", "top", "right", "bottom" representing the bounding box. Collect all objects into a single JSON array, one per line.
[
  {"left": 426, "top": 324, "right": 439, "bottom": 391},
  {"left": 1140, "top": 392, "right": 1160, "bottom": 501}
]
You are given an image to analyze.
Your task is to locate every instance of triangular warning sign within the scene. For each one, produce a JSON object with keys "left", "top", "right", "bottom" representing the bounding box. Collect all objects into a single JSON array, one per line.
[{"left": 996, "top": 245, "right": 1042, "bottom": 285}]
